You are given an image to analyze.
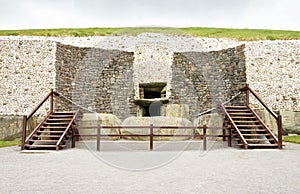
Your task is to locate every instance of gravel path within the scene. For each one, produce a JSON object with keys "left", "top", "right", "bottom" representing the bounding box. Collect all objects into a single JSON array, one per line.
[{"left": 1, "top": 142, "right": 300, "bottom": 193}]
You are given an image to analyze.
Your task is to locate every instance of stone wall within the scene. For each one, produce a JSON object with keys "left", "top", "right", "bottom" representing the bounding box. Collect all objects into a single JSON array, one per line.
[
  {"left": 133, "top": 44, "right": 173, "bottom": 99},
  {"left": 172, "top": 45, "right": 246, "bottom": 118},
  {"left": 245, "top": 40, "right": 300, "bottom": 111},
  {"left": 0, "top": 39, "right": 56, "bottom": 116},
  {"left": 0, "top": 115, "right": 41, "bottom": 140},
  {"left": 55, "top": 43, "right": 135, "bottom": 120},
  {"left": 1, "top": 36, "right": 300, "bottom": 139}
]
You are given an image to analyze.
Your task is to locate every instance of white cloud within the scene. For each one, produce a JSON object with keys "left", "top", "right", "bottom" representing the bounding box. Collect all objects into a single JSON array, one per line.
[{"left": 0, "top": 0, "right": 299, "bottom": 30}]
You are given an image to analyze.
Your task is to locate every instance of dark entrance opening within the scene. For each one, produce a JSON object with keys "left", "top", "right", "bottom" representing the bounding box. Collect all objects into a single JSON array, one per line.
[
  {"left": 139, "top": 82, "right": 167, "bottom": 99},
  {"left": 137, "top": 82, "right": 167, "bottom": 117}
]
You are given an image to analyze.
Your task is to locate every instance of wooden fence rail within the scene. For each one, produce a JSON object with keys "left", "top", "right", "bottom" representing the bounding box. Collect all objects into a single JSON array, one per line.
[{"left": 75, "top": 125, "right": 231, "bottom": 151}]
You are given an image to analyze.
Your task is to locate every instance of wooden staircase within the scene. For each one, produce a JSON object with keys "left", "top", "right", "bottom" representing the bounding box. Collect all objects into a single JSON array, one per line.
[
  {"left": 223, "top": 106, "right": 279, "bottom": 149},
  {"left": 23, "top": 111, "right": 79, "bottom": 151}
]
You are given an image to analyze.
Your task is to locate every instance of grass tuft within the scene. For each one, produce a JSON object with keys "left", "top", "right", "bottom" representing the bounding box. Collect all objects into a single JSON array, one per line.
[
  {"left": 0, "top": 141, "right": 21, "bottom": 148},
  {"left": 283, "top": 136, "right": 300, "bottom": 144}
]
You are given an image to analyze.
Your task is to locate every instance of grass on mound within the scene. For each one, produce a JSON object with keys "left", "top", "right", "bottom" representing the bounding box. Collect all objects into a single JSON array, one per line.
[
  {"left": 0, "top": 141, "right": 21, "bottom": 148},
  {"left": 0, "top": 27, "right": 300, "bottom": 40},
  {"left": 283, "top": 136, "right": 300, "bottom": 144}
]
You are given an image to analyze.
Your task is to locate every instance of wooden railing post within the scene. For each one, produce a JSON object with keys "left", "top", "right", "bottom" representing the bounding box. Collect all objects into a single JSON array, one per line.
[
  {"left": 71, "top": 124, "right": 76, "bottom": 148},
  {"left": 245, "top": 84, "right": 250, "bottom": 106},
  {"left": 150, "top": 124, "right": 154, "bottom": 151},
  {"left": 228, "top": 125, "right": 232, "bottom": 147},
  {"left": 21, "top": 115, "right": 27, "bottom": 150},
  {"left": 278, "top": 114, "right": 283, "bottom": 149},
  {"left": 203, "top": 125, "right": 207, "bottom": 151},
  {"left": 50, "top": 89, "right": 54, "bottom": 112},
  {"left": 222, "top": 127, "right": 226, "bottom": 141},
  {"left": 97, "top": 123, "right": 101, "bottom": 152}
]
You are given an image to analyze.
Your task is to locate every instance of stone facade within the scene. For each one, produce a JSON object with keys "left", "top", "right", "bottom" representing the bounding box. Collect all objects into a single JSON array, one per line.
[
  {"left": 244, "top": 40, "right": 300, "bottom": 111},
  {"left": 54, "top": 43, "right": 246, "bottom": 120},
  {"left": 0, "top": 39, "right": 56, "bottom": 116},
  {"left": 171, "top": 45, "right": 246, "bottom": 118},
  {"left": 55, "top": 43, "right": 135, "bottom": 120},
  {"left": 1, "top": 35, "right": 300, "bottom": 138}
]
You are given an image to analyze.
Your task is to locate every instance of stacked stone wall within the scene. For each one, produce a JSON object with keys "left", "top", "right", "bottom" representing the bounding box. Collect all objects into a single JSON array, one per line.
[
  {"left": 172, "top": 45, "right": 246, "bottom": 118},
  {"left": 1, "top": 36, "right": 300, "bottom": 138},
  {"left": 54, "top": 43, "right": 135, "bottom": 120}
]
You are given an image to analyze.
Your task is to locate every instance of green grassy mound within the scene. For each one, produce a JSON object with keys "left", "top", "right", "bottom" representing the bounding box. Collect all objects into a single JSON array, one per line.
[{"left": 0, "top": 27, "right": 299, "bottom": 40}]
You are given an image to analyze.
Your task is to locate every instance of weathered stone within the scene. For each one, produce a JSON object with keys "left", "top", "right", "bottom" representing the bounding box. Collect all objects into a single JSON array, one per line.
[
  {"left": 165, "top": 104, "right": 189, "bottom": 119},
  {"left": 255, "top": 110, "right": 278, "bottom": 135},
  {"left": 195, "top": 113, "right": 224, "bottom": 137},
  {"left": 280, "top": 111, "right": 300, "bottom": 135},
  {"left": 0, "top": 115, "right": 42, "bottom": 140},
  {"left": 79, "top": 113, "right": 121, "bottom": 140},
  {"left": 120, "top": 116, "right": 193, "bottom": 140},
  {"left": 1, "top": 35, "right": 300, "bottom": 140}
]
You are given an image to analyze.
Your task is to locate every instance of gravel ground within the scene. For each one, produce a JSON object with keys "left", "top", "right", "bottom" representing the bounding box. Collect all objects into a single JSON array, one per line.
[{"left": 1, "top": 142, "right": 300, "bottom": 193}]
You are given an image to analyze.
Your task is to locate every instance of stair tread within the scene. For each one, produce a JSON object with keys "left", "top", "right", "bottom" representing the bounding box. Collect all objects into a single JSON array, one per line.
[
  {"left": 225, "top": 106, "right": 248, "bottom": 108},
  {"left": 31, "top": 139, "right": 70, "bottom": 142},
  {"left": 246, "top": 139, "right": 275, "bottom": 141},
  {"left": 234, "top": 120, "right": 259, "bottom": 122},
  {"left": 44, "top": 122, "right": 70, "bottom": 125},
  {"left": 230, "top": 117, "right": 257, "bottom": 120},
  {"left": 25, "top": 144, "right": 56, "bottom": 148},
  {"left": 37, "top": 130, "right": 65, "bottom": 133},
  {"left": 33, "top": 134, "right": 67, "bottom": 138},
  {"left": 47, "top": 117, "right": 72, "bottom": 121},
  {"left": 53, "top": 111, "right": 76, "bottom": 114},
  {"left": 40, "top": 126, "right": 67, "bottom": 129},
  {"left": 50, "top": 115, "right": 74, "bottom": 118},
  {"left": 242, "top": 134, "right": 270, "bottom": 136},
  {"left": 236, "top": 124, "right": 263, "bottom": 127},
  {"left": 227, "top": 110, "right": 251, "bottom": 112},
  {"left": 229, "top": 113, "right": 253, "bottom": 115},
  {"left": 239, "top": 129, "right": 266, "bottom": 132},
  {"left": 247, "top": 144, "right": 278, "bottom": 147},
  {"left": 25, "top": 144, "right": 66, "bottom": 148}
]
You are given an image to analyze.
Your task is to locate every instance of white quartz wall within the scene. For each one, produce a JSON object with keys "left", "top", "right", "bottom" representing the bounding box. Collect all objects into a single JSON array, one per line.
[
  {"left": 133, "top": 44, "right": 173, "bottom": 99},
  {"left": 0, "top": 39, "right": 56, "bottom": 115},
  {"left": 1, "top": 35, "right": 300, "bottom": 116},
  {"left": 244, "top": 40, "right": 300, "bottom": 111}
]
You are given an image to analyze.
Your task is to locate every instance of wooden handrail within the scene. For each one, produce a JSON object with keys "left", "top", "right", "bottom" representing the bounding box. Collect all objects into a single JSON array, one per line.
[
  {"left": 24, "top": 111, "right": 53, "bottom": 145},
  {"left": 241, "top": 84, "right": 282, "bottom": 149},
  {"left": 247, "top": 105, "right": 279, "bottom": 143},
  {"left": 27, "top": 89, "right": 54, "bottom": 120},
  {"left": 77, "top": 126, "right": 228, "bottom": 129},
  {"left": 77, "top": 124, "right": 231, "bottom": 151},
  {"left": 242, "top": 84, "right": 278, "bottom": 119},
  {"left": 21, "top": 89, "right": 54, "bottom": 150}
]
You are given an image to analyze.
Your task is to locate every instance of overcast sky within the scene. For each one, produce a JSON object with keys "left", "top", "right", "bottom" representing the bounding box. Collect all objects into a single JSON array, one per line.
[{"left": 0, "top": 0, "right": 299, "bottom": 31}]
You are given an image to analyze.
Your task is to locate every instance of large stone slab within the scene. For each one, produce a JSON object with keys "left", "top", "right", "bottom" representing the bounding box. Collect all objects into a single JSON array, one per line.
[
  {"left": 195, "top": 113, "right": 224, "bottom": 137},
  {"left": 0, "top": 115, "right": 43, "bottom": 140},
  {"left": 79, "top": 113, "right": 121, "bottom": 140},
  {"left": 281, "top": 111, "right": 300, "bottom": 135},
  {"left": 243, "top": 110, "right": 300, "bottom": 135},
  {"left": 120, "top": 116, "right": 194, "bottom": 140},
  {"left": 165, "top": 104, "right": 189, "bottom": 119},
  {"left": 255, "top": 110, "right": 278, "bottom": 135}
]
